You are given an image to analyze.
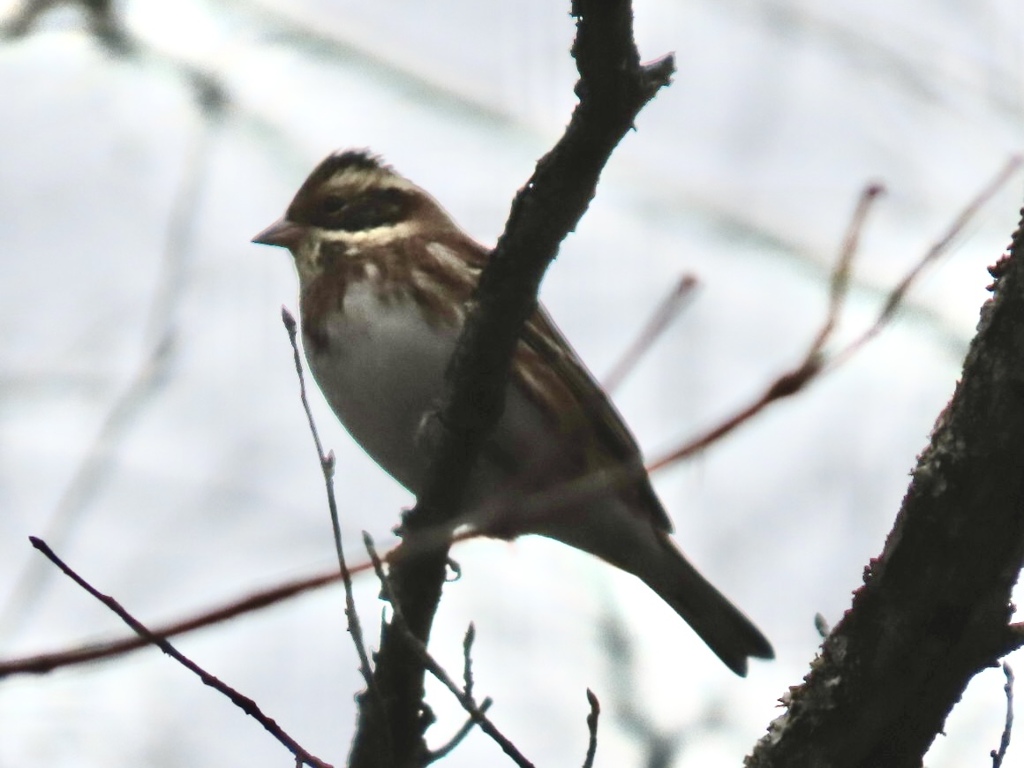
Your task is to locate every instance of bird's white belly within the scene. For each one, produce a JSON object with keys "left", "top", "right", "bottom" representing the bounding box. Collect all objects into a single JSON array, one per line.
[
  {"left": 304, "top": 282, "right": 455, "bottom": 494},
  {"left": 304, "top": 281, "right": 576, "bottom": 539}
]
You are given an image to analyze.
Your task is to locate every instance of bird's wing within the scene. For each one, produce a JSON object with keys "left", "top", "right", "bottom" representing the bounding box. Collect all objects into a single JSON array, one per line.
[{"left": 517, "top": 305, "right": 674, "bottom": 533}]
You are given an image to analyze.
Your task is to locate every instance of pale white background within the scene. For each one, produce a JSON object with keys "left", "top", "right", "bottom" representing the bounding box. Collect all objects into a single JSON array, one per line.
[{"left": 1, "top": 0, "right": 1022, "bottom": 766}]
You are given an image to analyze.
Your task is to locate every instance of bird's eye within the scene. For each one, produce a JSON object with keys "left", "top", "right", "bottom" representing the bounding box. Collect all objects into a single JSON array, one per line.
[{"left": 321, "top": 195, "right": 347, "bottom": 215}]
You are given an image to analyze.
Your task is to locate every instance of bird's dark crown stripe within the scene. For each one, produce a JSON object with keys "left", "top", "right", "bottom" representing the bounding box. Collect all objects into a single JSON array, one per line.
[
  {"left": 287, "top": 149, "right": 390, "bottom": 219},
  {"left": 309, "top": 149, "right": 386, "bottom": 186}
]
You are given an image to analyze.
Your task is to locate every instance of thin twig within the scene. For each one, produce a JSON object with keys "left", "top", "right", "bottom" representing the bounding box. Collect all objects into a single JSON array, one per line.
[
  {"left": 0, "top": 531, "right": 475, "bottom": 678},
  {"left": 807, "top": 183, "right": 886, "bottom": 353},
  {"left": 281, "top": 308, "right": 388, "bottom": 760},
  {"left": 603, "top": 273, "right": 699, "bottom": 394},
  {"left": 0, "top": 566, "right": 346, "bottom": 677},
  {"left": 27, "top": 537, "right": 332, "bottom": 768},
  {"left": 644, "top": 183, "right": 883, "bottom": 473},
  {"left": 362, "top": 533, "right": 535, "bottom": 768},
  {"left": 463, "top": 623, "right": 477, "bottom": 702},
  {"left": 992, "top": 663, "right": 1015, "bottom": 768},
  {"left": 425, "top": 698, "right": 494, "bottom": 764},
  {"left": 582, "top": 689, "right": 601, "bottom": 768},
  {"left": 830, "top": 155, "right": 1023, "bottom": 369},
  {"left": 649, "top": 159, "right": 1020, "bottom": 474}
]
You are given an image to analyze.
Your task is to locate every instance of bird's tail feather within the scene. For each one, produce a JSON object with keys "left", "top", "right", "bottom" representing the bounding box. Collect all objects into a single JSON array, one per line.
[{"left": 641, "top": 535, "right": 773, "bottom": 676}]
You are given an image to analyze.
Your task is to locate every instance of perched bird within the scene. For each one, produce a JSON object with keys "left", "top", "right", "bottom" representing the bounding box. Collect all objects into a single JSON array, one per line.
[{"left": 253, "top": 150, "right": 773, "bottom": 675}]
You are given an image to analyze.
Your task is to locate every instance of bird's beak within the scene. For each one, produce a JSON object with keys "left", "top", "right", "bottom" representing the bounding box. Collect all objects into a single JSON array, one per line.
[{"left": 252, "top": 218, "right": 306, "bottom": 249}]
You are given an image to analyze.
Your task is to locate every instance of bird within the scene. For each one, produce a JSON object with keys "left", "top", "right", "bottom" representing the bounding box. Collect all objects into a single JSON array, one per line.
[{"left": 252, "top": 149, "right": 773, "bottom": 675}]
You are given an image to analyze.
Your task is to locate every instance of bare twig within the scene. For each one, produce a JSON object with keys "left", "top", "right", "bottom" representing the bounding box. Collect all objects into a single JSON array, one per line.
[
  {"left": 649, "top": 159, "right": 1020, "bottom": 475},
  {"left": 463, "top": 623, "right": 477, "bottom": 702},
  {"left": 603, "top": 273, "right": 699, "bottom": 394},
  {"left": 27, "top": 537, "right": 332, "bottom": 768},
  {"left": 992, "top": 663, "right": 1015, "bottom": 768},
  {"left": 425, "top": 697, "right": 494, "bottom": 764},
  {"left": 281, "top": 308, "right": 390, "bottom": 762},
  {"left": 362, "top": 533, "right": 535, "bottom": 768},
  {"left": 282, "top": 313, "right": 376, "bottom": 675},
  {"left": 582, "top": 689, "right": 601, "bottom": 768},
  {"left": 643, "top": 183, "right": 882, "bottom": 473},
  {"left": 830, "top": 155, "right": 1023, "bottom": 369},
  {"left": 281, "top": 307, "right": 330, "bottom": 488},
  {"left": 808, "top": 184, "right": 886, "bottom": 353},
  {"left": 0, "top": 566, "right": 346, "bottom": 677}
]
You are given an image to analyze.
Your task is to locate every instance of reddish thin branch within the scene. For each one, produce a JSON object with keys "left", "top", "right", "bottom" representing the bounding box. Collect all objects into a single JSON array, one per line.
[{"left": 650, "top": 158, "right": 1020, "bottom": 475}]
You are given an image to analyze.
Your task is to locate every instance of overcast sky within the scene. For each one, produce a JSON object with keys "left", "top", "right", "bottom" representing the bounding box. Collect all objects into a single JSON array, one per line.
[{"left": 1, "top": 1, "right": 1022, "bottom": 766}]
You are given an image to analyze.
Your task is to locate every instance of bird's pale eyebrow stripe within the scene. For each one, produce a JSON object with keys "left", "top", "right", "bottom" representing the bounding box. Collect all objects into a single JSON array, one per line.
[{"left": 327, "top": 220, "right": 420, "bottom": 242}]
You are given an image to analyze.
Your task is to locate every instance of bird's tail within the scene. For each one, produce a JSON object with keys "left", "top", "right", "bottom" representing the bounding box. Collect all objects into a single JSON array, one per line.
[
  {"left": 638, "top": 534, "right": 774, "bottom": 676},
  {"left": 525, "top": 493, "right": 773, "bottom": 675}
]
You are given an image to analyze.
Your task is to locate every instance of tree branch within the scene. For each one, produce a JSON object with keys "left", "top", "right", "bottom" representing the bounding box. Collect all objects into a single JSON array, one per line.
[
  {"left": 27, "top": 537, "right": 331, "bottom": 768},
  {"left": 748, "top": 200, "right": 1024, "bottom": 767},
  {"left": 347, "top": 2, "right": 674, "bottom": 765}
]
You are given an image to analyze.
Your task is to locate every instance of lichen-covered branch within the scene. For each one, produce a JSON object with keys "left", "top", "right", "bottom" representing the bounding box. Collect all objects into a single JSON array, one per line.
[{"left": 748, "top": 203, "right": 1024, "bottom": 767}]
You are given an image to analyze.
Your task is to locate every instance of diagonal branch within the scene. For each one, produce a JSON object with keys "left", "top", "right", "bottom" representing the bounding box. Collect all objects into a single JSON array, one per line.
[
  {"left": 347, "top": 2, "right": 674, "bottom": 766},
  {"left": 748, "top": 200, "right": 1024, "bottom": 767},
  {"left": 27, "top": 537, "right": 332, "bottom": 768}
]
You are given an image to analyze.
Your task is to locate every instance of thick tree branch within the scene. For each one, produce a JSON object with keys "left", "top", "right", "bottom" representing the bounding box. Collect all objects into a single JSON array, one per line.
[
  {"left": 347, "top": 2, "right": 674, "bottom": 766},
  {"left": 748, "top": 202, "right": 1024, "bottom": 767}
]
